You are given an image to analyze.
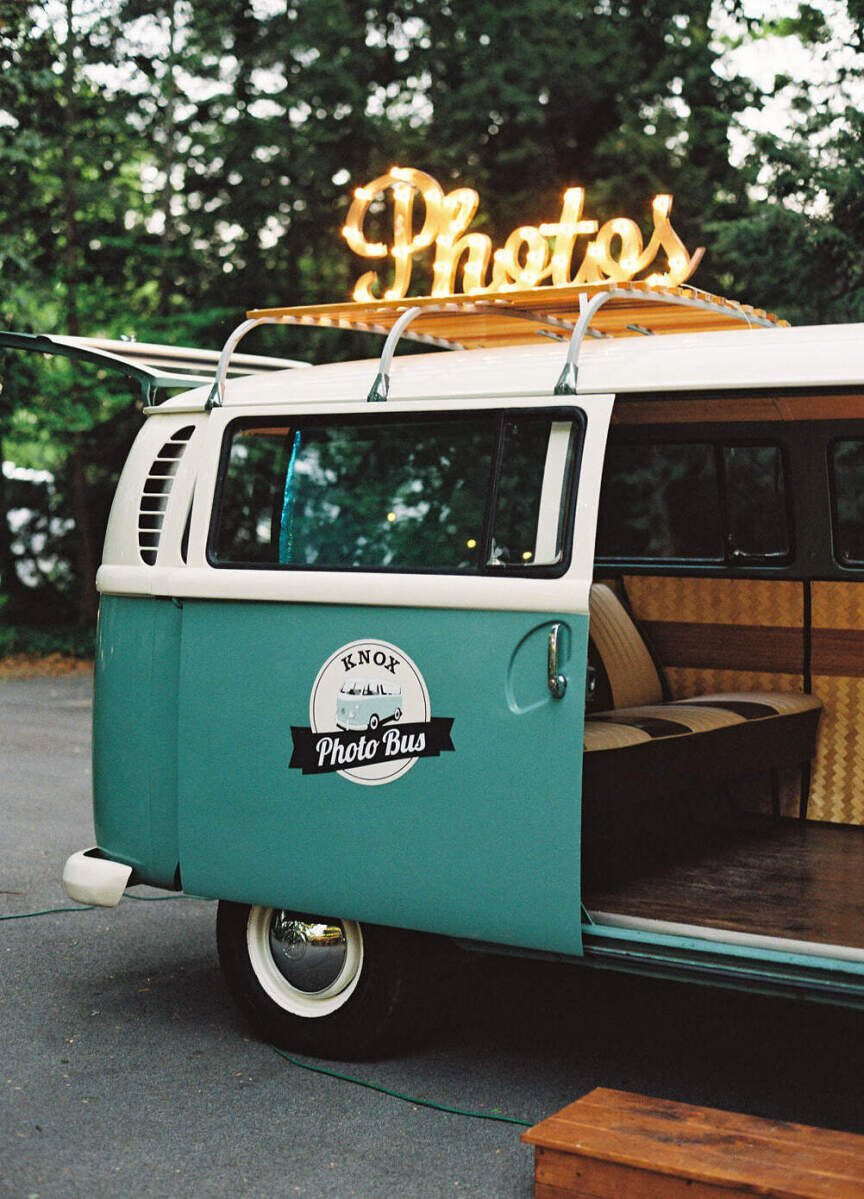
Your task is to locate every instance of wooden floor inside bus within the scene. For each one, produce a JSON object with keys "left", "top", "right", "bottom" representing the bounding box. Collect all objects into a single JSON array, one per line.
[{"left": 583, "top": 820, "right": 864, "bottom": 951}]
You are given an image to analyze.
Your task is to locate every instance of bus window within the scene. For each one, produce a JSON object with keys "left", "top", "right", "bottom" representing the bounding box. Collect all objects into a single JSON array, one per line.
[
  {"left": 209, "top": 410, "right": 581, "bottom": 575},
  {"left": 831, "top": 439, "right": 864, "bottom": 565},
  {"left": 596, "top": 439, "right": 791, "bottom": 565},
  {"left": 723, "top": 445, "right": 790, "bottom": 560},
  {"left": 596, "top": 443, "right": 722, "bottom": 560}
]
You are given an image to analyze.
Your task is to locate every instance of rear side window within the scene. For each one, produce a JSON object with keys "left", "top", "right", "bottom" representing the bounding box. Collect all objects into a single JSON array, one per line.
[
  {"left": 210, "top": 409, "right": 582, "bottom": 574},
  {"left": 596, "top": 440, "right": 791, "bottom": 564},
  {"left": 723, "top": 445, "right": 790, "bottom": 559},
  {"left": 831, "top": 439, "right": 864, "bottom": 565}
]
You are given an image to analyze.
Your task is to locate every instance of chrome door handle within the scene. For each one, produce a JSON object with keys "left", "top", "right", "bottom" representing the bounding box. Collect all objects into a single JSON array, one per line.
[{"left": 547, "top": 623, "right": 567, "bottom": 699}]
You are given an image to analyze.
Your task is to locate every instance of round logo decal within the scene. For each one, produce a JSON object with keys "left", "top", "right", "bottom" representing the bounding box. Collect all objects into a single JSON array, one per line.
[{"left": 289, "top": 639, "right": 454, "bottom": 786}]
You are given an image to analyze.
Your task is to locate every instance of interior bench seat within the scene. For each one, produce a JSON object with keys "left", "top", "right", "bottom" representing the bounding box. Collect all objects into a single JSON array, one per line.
[{"left": 583, "top": 585, "right": 822, "bottom": 806}]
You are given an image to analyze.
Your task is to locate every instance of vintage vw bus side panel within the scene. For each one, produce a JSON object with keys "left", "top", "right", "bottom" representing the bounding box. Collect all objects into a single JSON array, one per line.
[
  {"left": 92, "top": 595, "right": 182, "bottom": 886},
  {"left": 92, "top": 390, "right": 613, "bottom": 957},
  {"left": 90, "top": 412, "right": 202, "bottom": 888}
]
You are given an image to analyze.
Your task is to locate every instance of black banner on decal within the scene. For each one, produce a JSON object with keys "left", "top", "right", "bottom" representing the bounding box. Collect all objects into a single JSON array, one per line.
[{"left": 290, "top": 718, "right": 455, "bottom": 776}]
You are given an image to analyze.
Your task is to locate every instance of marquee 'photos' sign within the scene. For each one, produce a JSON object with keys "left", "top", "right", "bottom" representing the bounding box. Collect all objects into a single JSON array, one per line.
[{"left": 342, "top": 166, "right": 703, "bottom": 303}]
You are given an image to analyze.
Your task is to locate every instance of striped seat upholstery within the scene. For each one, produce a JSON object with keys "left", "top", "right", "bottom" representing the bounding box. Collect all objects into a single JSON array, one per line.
[
  {"left": 590, "top": 701, "right": 744, "bottom": 738},
  {"left": 586, "top": 582, "right": 663, "bottom": 710},
  {"left": 583, "top": 585, "right": 822, "bottom": 803}
]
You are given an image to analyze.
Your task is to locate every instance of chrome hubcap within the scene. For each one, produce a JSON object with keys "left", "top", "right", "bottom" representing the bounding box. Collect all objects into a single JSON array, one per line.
[
  {"left": 269, "top": 914, "right": 349, "bottom": 994},
  {"left": 246, "top": 907, "right": 364, "bottom": 1018}
]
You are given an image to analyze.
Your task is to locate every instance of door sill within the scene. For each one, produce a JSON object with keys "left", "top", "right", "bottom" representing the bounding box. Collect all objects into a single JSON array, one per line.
[{"left": 586, "top": 909, "right": 864, "bottom": 967}]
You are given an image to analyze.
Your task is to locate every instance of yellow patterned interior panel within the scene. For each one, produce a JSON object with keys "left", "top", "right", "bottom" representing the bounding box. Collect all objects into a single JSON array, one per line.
[
  {"left": 621, "top": 576, "right": 803, "bottom": 626},
  {"left": 664, "top": 667, "right": 804, "bottom": 700},
  {"left": 809, "top": 675, "right": 864, "bottom": 825},
  {"left": 808, "top": 582, "right": 864, "bottom": 825},
  {"left": 812, "top": 580, "right": 864, "bottom": 628},
  {"left": 614, "top": 576, "right": 864, "bottom": 823}
]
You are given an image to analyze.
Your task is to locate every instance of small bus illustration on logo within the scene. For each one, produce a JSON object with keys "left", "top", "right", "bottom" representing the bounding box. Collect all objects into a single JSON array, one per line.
[{"left": 337, "top": 679, "right": 403, "bottom": 731}]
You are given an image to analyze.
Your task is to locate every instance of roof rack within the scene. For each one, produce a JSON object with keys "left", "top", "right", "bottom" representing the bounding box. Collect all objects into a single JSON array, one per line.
[
  {"left": 204, "top": 281, "right": 786, "bottom": 407},
  {"left": 0, "top": 331, "right": 308, "bottom": 404}
]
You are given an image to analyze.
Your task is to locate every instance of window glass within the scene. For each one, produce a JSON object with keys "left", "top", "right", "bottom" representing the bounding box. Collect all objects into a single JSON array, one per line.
[
  {"left": 490, "top": 416, "right": 560, "bottom": 566},
  {"left": 832, "top": 439, "right": 864, "bottom": 564},
  {"left": 211, "top": 412, "right": 580, "bottom": 574},
  {"left": 597, "top": 438, "right": 792, "bottom": 564},
  {"left": 596, "top": 443, "right": 723, "bottom": 560},
  {"left": 724, "top": 445, "right": 790, "bottom": 559}
]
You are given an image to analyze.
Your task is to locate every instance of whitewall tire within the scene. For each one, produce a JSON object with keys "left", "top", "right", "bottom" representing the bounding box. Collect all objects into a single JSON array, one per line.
[{"left": 217, "top": 902, "right": 416, "bottom": 1058}]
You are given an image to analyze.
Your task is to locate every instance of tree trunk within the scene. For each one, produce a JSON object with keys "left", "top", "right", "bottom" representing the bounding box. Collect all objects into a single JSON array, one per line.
[
  {"left": 61, "top": 0, "right": 98, "bottom": 626},
  {"left": 0, "top": 431, "right": 26, "bottom": 620},
  {"left": 68, "top": 437, "right": 98, "bottom": 627},
  {"left": 158, "top": 0, "right": 178, "bottom": 315},
  {"left": 62, "top": 0, "right": 79, "bottom": 340}
]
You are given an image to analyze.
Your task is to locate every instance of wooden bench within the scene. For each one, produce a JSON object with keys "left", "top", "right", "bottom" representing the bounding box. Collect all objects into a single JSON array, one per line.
[{"left": 521, "top": 1087, "right": 864, "bottom": 1198}]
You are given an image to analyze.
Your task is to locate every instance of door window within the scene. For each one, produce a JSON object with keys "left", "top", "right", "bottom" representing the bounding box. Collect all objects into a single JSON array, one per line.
[{"left": 210, "top": 409, "right": 582, "bottom": 575}]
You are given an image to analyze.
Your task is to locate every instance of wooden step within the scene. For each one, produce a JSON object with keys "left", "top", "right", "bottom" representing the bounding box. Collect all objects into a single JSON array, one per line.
[{"left": 521, "top": 1088, "right": 864, "bottom": 1198}]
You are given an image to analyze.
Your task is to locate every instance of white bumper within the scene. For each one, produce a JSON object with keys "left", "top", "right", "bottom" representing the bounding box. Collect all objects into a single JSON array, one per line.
[{"left": 62, "top": 848, "right": 132, "bottom": 907}]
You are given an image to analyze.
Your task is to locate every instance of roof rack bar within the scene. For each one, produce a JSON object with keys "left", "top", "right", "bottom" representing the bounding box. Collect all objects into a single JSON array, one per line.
[
  {"left": 206, "top": 317, "right": 282, "bottom": 410},
  {"left": 209, "top": 309, "right": 466, "bottom": 411},
  {"left": 553, "top": 285, "right": 772, "bottom": 395},
  {"left": 366, "top": 301, "right": 579, "bottom": 402},
  {"left": 367, "top": 306, "right": 424, "bottom": 402},
  {"left": 554, "top": 292, "right": 610, "bottom": 395}
]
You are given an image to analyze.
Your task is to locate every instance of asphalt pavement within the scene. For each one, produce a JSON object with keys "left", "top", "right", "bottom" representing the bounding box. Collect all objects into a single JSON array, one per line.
[{"left": 2, "top": 676, "right": 863, "bottom": 1198}]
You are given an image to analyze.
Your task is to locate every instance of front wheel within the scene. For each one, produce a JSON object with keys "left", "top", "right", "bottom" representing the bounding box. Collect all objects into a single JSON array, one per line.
[{"left": 217, "top": 903, "right": 416, "bottom": 1059}]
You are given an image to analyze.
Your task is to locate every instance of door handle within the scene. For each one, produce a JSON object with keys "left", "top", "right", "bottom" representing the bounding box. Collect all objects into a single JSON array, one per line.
[{"left": 547, "top": 623, "right": 567, "bottom": 699}]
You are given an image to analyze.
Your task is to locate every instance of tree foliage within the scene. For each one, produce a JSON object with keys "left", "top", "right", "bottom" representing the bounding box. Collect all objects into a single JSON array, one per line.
[
  {"left": 1, "top": 0, "right": 862, "bottom": 630},
  {"left": 707, "top": 2, "right": 864, "bottom": 323}
]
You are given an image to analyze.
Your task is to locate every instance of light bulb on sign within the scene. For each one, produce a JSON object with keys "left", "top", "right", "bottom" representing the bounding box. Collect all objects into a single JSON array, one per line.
[{"left": 653, "top": 194, "right": 672, "bottom": 219}]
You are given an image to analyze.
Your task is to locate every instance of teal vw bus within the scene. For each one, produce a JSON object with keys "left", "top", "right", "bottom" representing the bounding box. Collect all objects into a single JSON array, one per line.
[{"left": 53, "top": 283, "right": 864, "bottom": 1058}]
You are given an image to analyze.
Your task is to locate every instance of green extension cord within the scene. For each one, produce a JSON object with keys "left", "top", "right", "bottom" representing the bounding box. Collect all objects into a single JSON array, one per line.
[
  {"left": 0, "top": 903, "right": 95, "bottom": 920},
  {"left": 0, "top": 897, "right": 538, "bottom": 1129},
  {"left": 272, "top": 1047, "right": 534, "bottom": 1127},
  {"left": 0, "top": 893, "right": 200, "bottom": 920}
]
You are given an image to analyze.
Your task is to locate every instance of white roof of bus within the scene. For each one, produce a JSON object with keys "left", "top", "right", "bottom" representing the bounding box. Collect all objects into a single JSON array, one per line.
[{"left": 153, "top": 322, "right": 864, "bottom": 412}]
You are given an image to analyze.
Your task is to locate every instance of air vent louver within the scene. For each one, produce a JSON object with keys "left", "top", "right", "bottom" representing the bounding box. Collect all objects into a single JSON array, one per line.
[{"left": 138, "top": 426, "right": 194, "bottom": 565}]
